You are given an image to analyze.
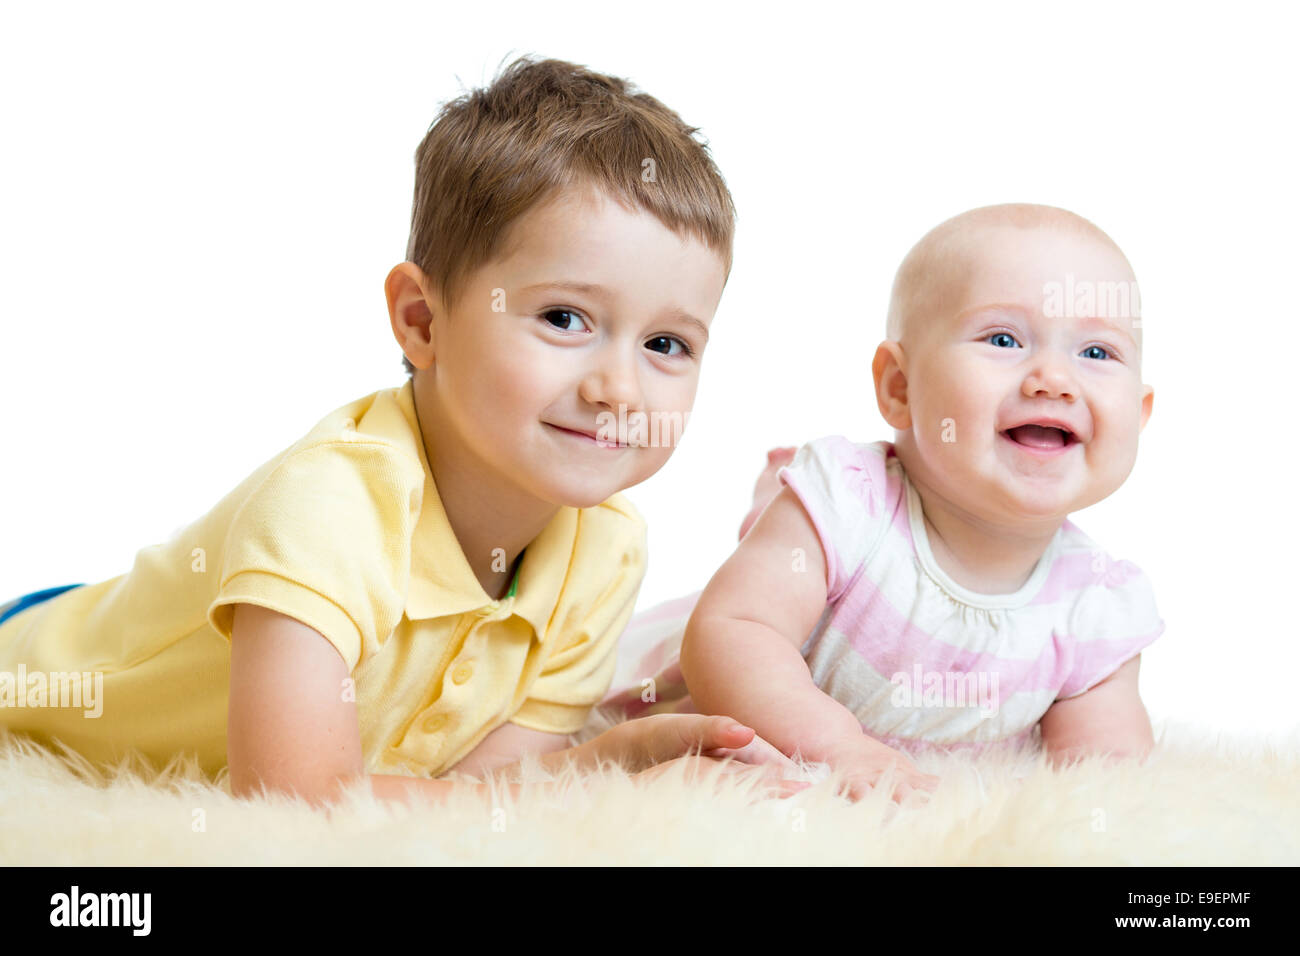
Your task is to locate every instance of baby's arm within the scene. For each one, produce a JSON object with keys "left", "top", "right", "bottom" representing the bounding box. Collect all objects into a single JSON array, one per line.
[
  {"left": 1038, "top": 654, "right": 1154, "bottom": 768},
  {"left": 680, "top": 485, "right": 937, "bottom": 799}
]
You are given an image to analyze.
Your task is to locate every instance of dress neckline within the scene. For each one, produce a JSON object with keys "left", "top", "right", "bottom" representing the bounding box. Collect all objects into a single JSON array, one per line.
[{"left": 901, "top": 467, "right": 1060, "bottom": 610}]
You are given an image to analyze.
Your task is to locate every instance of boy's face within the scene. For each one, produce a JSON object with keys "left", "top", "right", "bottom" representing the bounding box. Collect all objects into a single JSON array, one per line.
[
  {"left": 894, "top": 225, "right": 1153, "bottom": 525},
  {"left": 409, "top": 186, "right": 728, "bottom": 509}
]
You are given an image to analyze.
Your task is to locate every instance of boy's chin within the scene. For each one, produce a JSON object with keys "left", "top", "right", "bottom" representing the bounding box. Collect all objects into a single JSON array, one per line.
[
  {"left": 540, "top": 478, "right": 629, "bottom": 510},
  {"left": 555, "top": 458, "right": 667, "bottom": 506},
  {"left": 529, "top": 455, "right": 663, "bottom": 510},
  {"left": 558, "top": 491, "right": 616, "bottom": 509}
]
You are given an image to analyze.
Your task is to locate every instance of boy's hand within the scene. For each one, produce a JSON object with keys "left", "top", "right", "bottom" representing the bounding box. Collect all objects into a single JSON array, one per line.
[
  {"left": 594, "top": 713, "right": 813, "bottom": 799},
  {"left": 699, "top": 725, "right": 804, "bottom": 769},
  {"left": 632, "top": 753, "right": 812, "bottom": 802},
  {"left": 604, "top": 713, "right": 803, "bottom": 773},
  {"left": 825, "top": 734, "right": 940, "bottom": 804}
]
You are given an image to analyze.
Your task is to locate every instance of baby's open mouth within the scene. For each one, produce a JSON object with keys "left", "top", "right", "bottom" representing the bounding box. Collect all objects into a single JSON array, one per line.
[{"left": 1000, "top": 424, "right": 1077, "bottom": 449}]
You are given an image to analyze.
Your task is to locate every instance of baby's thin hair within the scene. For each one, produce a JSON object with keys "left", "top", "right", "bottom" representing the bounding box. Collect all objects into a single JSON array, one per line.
[{"left": 885, "top": 203, "right": 1136, "bottom": 344}]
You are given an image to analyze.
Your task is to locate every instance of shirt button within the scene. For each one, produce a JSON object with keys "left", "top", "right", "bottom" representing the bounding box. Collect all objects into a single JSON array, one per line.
[
  {"left": 421, "top": 712, "right": 447, "bottom": 733},
  {"left": 452, "top": 661, "right": 474, "bottom": 684}
]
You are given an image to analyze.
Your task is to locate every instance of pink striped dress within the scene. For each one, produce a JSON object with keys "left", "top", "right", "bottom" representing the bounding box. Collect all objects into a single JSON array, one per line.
[{"left": 600, "top": 436, "right": 1165, "bottom": 757}]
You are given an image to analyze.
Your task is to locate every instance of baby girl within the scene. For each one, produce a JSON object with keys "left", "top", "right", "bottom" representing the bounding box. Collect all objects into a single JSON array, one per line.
[{"left": 601, "top": 203, "right": 1163, "bottom": 802}]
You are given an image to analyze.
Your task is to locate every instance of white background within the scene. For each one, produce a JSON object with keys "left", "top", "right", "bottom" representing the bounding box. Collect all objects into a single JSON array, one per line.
[{"left": 3, "top": 1, "right": 1297, "bottom": 739}]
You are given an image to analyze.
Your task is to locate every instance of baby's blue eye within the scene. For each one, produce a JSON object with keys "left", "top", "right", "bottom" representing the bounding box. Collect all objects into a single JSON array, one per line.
[
  {"left": 542, "top": 309, "right": 587, "bottom": 332},
  {"left": 1081, "top": 345, "right": 1111, "bottom": 360},
  {"left": 988, "top": 332, "right": 1020, "bottom": 349}
]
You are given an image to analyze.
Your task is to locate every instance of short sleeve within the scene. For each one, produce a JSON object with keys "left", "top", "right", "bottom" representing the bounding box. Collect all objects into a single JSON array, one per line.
[
  {"left": 509, "top": 515, "right": 648, "bottom": 736},
  {"left": 1056, "top": 560, "right": 1166, "bottom": 700},
  {"left": 207, "top": 440, "right": 424, "bottom": 673},
  {"left": 777, "top": 435, "right": 890, "bottom": 603}
]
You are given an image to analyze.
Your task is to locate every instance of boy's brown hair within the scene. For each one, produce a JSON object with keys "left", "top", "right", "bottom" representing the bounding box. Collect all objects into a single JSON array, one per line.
[{"left": 400, "top": 55, "right": 737, "bottom": 376}]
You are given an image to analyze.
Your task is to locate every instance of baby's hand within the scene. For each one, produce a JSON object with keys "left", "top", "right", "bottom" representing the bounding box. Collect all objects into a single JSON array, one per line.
[{"left": 824, "top": 734, "right": 940, "bottom": 805}]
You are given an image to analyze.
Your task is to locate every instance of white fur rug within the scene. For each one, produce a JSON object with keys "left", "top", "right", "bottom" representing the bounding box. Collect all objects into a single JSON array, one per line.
[{"left": 2, "top": 704, "right": 1297, "bottom": 866}]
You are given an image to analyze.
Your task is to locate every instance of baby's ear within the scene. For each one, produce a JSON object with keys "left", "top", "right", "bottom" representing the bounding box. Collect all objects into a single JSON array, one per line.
[
  {"left": 1139, "top": 384, "right": 1154, "bottom": 431},
  {"left": 872, "top": 340, "right": 911, "bottom": 429}
]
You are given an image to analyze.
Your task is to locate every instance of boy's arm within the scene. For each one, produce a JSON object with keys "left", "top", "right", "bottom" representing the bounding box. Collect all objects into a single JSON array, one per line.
[
  {"left": 449, "top": 722, "right": 574, "bottom": 778},
  {"left": 227, "top": 602, "right": 369, "bottom": 805},
  {"left": 1039, "top": 654, "right": 1154, "bottom": 768},
  {"left": 228, "top": 602, "right": 504, "bottom": 809},
  {"left": 679, "top": 485, "right": 867, "bottom": 764},
  {"left": 227, "top": 604, "right": 779, "bottom": 809}
]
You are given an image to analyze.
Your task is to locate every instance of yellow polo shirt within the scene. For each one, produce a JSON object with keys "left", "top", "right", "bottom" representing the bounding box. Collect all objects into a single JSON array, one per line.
[{"left": 0, "top": 380, "right": 647, "bottom": 782}]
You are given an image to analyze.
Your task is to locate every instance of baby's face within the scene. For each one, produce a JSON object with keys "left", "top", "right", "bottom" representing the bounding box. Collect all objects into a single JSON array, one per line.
[
  {"left": 897, "top": 226, "right": 1152, "bottom": 525},
  {"left": 422, "top": 185, "right": 727, "bottom": 509}
]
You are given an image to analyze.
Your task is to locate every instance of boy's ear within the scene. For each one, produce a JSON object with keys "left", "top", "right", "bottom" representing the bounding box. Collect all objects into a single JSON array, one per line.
[
  {"left": 386, "top": 262, "right": 440, "bottom": 372},
  {"left": 872, "top": 340, "right": 911, "bottom": 430},
  {"left": 1139, "top": 384, "right": 1154, "bottom": 431}
]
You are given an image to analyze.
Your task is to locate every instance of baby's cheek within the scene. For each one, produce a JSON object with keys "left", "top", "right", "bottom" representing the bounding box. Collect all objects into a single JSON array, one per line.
[
  {"left": 919, "top": 387, "right": 977, "bottom": 444},
  {"left": 1089, "top": 428, "right": 1139, "bottom": 486}
]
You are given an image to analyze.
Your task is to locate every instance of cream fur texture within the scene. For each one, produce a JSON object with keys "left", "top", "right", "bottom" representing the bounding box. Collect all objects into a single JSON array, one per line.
[{"left": 2, "top": 706, "right": 1297, "bottom": 865}]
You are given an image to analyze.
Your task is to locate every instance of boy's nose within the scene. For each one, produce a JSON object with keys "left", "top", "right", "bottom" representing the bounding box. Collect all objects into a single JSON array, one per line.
[{"left": 579, "top": 357, "right": 645, "bottom": 413}]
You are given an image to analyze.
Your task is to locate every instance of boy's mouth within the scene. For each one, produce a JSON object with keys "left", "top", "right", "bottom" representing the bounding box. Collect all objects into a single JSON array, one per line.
[{"left": 545, "top": 422, "right": 630, "bottom": 449}]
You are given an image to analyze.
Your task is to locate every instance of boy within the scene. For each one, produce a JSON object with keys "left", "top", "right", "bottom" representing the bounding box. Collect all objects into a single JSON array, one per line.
[{"left": 0, "top": 56, "right": 803, "bottom": 808}]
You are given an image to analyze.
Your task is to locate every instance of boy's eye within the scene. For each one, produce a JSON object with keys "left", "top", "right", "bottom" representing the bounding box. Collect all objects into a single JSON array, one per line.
[
  {"left": 1081, "top": 345, "right": 1112, "bottom": 360},
  {"left": 645, "top": 335, "right": 693, "bottom": 358},
  {"left": 987, "top": 332, "right": 1020, "bottom": 349},
  {"left": 541, "top": 309, "right": 588, "bottom": 332}
]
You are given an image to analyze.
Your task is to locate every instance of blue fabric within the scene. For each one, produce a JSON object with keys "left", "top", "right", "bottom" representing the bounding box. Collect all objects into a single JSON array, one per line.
[{"left": 0, "top": 584, "right": 85, "bottom": 626}]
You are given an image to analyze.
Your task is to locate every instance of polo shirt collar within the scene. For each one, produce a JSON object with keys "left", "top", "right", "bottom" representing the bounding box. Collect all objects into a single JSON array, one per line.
[{"left": 386, "top": 381, "right": 575, "bottom": 643}]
